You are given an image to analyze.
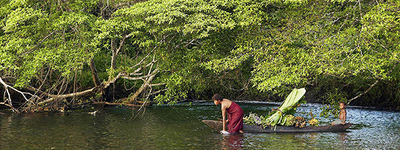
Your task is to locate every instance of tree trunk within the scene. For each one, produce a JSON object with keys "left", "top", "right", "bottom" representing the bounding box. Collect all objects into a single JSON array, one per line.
[{"left": 89, "top": 58, "right": 101, "bottom": 87}]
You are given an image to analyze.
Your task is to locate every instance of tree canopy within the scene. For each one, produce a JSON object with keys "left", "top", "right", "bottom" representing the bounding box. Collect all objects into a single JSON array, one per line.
[{"left": 0, "top": 0, "right": 399, "bottom": 112}]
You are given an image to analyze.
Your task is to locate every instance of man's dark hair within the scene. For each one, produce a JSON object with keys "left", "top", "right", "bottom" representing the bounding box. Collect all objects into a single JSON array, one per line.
[{"left": 212, "top": 94, "right": 223, "bottom": 101}]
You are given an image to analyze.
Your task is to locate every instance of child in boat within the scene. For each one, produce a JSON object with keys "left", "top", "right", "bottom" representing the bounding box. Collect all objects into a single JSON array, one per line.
[
  {"left": 331, "top": 102, "right": 346, "bottom": 125},
  {"left": 213, "top": 94, "right": 244, "bottom": 134}
]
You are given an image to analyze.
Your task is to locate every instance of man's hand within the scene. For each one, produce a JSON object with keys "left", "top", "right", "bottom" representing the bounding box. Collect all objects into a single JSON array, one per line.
[{"left": 220, "top": 130, "right": 229, "bottom": 135}]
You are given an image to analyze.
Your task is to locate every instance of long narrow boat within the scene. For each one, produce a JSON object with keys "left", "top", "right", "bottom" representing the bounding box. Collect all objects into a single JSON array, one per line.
[{"left": 202, "top": 120, "right": 352, "bottom": 133}]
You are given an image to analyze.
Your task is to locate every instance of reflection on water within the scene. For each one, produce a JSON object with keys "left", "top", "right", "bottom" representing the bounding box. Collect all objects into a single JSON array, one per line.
[
  {"left": 222, "top": 133, "right": 244, "bottom": 149},
  {"left": 0, "top": 102, "right": 399, "bottom": 149}
]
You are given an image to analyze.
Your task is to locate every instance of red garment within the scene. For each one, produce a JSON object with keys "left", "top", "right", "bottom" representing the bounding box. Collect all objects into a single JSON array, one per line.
[{"left": 226, "top": 101, "right": 244, "bottom": 133}]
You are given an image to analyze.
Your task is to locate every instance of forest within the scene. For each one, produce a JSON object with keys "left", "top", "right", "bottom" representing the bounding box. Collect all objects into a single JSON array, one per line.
[{"left": 0, "top": 0, "right": 399, "bottom": 113}]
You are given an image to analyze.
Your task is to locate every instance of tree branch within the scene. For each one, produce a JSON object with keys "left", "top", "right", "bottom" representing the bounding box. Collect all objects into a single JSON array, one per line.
[
  {"left": 126, "top": 69, "right": 159, "bottom": 104},
  {"left": 347, "top": 62, "right": 398, "bottom": 104},
  {"left": 347, "top": 79, "right": 379, "bottom": 105},
  {"left": 37, "top": 87, "right": 96, "bottom": 105},
  {"left": 92, "top": 101, "right": 147, "bottom": 107}
]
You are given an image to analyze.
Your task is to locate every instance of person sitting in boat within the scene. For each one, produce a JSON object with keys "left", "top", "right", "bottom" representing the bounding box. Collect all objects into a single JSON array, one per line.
[
  {"left": 331, "top": 102, "right": 347, "bottom": 125},
  {"left": 213, "top": 94, "right": 244, "bottom": 134}
]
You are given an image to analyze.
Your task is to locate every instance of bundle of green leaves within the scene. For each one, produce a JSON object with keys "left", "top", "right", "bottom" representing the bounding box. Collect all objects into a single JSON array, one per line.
[{"left": 264, "top": 88, "right": 306, "bottom": 127}]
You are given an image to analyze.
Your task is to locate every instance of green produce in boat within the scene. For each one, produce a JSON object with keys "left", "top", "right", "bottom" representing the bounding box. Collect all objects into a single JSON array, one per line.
[
  {"left": 265, "top": 88, "right": 306, "bottom": 127},
  {"left": 202, "top": 120, "right": 352, "bottom": 133},
  {"left": 280, "top": 115, "right": 295, "bottom": 126}
]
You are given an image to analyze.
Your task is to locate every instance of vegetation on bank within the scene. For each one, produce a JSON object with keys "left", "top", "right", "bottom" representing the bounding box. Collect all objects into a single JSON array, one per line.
[{"left": 0, "top": 0, "right": 399, "bottom": 113}]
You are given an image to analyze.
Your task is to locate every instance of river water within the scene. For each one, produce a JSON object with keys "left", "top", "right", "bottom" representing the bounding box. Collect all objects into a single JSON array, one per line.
[{"left": 0, "top": 102, "right": 399, "bottom": 149}]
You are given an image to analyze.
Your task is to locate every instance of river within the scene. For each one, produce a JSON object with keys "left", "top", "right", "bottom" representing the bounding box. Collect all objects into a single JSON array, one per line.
[{"left": 0, "top": 102, "right": 399, "bottom": 149}]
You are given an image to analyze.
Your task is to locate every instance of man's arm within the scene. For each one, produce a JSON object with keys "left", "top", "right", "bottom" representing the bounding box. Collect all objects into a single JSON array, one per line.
[{"left": 222, "top": 107, "right": 227, "bottom": 131}]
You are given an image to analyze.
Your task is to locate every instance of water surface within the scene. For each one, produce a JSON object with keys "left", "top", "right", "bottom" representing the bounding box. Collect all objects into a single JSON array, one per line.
[{"left": 0, "top": 102, "right": 399, "bottom": 149}]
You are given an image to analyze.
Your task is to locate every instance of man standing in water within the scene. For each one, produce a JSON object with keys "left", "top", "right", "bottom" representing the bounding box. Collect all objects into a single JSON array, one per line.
[{"left": 213, "top": 94, "right": 244, "bottom": 134}]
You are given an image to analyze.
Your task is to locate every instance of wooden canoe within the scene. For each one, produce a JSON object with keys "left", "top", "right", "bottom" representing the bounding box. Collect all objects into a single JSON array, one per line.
[{"left": 202, "top": 120, "right": 352, "bottom": 133}]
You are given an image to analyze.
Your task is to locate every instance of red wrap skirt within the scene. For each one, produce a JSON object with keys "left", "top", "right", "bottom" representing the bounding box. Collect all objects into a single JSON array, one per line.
[{"left": 226, "top": 102, "right": 244, "bottom": 133}]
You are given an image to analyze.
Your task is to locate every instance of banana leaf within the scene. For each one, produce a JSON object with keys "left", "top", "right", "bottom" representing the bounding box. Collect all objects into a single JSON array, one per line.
[{"left": 264, "top": 88, "right": 306, "bottom": 127}]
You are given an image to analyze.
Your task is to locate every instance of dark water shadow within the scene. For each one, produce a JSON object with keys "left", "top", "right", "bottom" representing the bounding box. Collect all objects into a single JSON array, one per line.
[{"left": 221, "top": 133, "right": 244, "bottom": 150}]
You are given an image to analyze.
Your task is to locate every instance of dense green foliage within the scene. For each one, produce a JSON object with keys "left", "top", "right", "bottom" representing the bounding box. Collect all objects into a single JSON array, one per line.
[
  {"left": 0, "top": 0, "right": 399, "bottom": 112},
  {"left": 201, "top": 0, "right": 400, "bottom": 107},
  {"left": 0, "top": 0, "right": 94, "bottom": 87}
]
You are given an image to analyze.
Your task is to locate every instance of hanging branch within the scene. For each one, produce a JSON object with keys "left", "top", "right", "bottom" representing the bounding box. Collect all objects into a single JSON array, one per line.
[
  {"left": 37, "top": 87, "right": 97, "bottom": 105},
  {"left": 0, "top": 77, "right": 40, "bottom": 113},
  {"left": 347, "top": 79, "right": 379, "bottom": 105},
  {"left": 125, "top": 68, "right": 159, "bottom": 104},
  {"left": 33, "top": 62, "right": 166, "bottom": 106},
  {"left": 347, "top": 63, "right": 398, "bottom": 104}
]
